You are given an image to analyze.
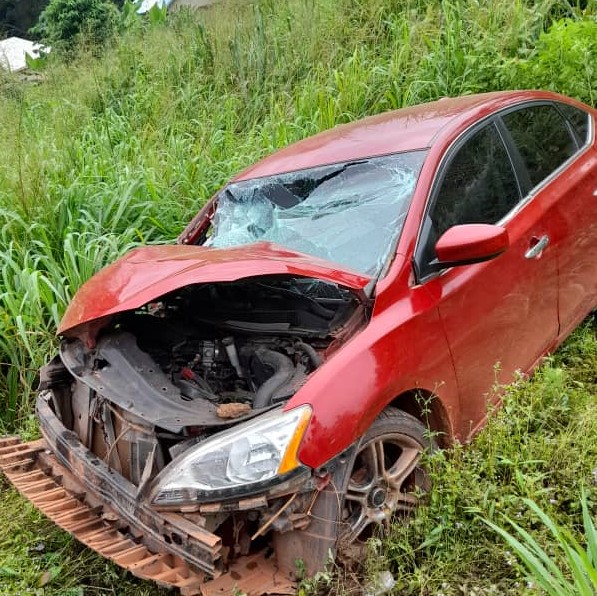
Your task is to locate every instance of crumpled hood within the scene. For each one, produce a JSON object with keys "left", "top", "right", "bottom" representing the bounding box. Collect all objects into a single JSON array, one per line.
[{"left": 58, "top": 242, "right": 371, "bottom": 336}]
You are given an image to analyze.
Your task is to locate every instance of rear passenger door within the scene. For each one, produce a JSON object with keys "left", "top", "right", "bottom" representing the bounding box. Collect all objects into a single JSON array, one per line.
[{"left": 502, "top": 102, "right": 597, "bottom": 336}]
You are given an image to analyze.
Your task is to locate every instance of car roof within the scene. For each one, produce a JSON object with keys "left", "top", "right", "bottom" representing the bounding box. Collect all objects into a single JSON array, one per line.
[{"left": 234, "top": 90, "right": 577, "bottom": 181}]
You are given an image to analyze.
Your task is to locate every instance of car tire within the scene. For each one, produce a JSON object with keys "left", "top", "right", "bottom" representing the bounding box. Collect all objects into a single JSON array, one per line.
[
  {"left": 273, "top": 407, "right": 434, "bottom": 575},
  {"left": 336, "top": 408, "right": 433, "bottom": 549}
]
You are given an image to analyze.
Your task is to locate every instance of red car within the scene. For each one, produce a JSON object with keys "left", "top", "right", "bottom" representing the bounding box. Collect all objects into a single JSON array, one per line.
[{"left": 1, "top": 91, "right": 595, "bottom": 595}]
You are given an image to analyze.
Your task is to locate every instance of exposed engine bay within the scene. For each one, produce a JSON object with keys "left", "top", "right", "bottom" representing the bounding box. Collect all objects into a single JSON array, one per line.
[{"left": 42, "top": 276, "right": 364, "bottom": 487}]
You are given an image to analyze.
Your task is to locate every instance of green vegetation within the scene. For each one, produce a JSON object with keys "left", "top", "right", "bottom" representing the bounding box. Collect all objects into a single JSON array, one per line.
[
  {"left": 0, "top": 0, "right": 595, "bottom": 593},
  {"left": 31, "top": 0, "right": 119, "bottom": 53},
  {"left": 484, "top": 491, "right": 597, "bottom": 595}
]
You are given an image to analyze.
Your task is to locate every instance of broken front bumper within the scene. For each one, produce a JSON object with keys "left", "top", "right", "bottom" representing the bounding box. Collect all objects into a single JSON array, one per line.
[{"left": 0, "top": 394, "right": 296, "bottom": 595}]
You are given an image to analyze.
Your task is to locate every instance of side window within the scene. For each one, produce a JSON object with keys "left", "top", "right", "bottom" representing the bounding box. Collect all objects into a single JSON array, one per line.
[
  {"left": 557, "top": 103, "right": 590, "bottom": 145},
  {"left": 502, "top": 105, "right": 576, "bottom": 188},
  {"left": 431, "top": 122, "right": 520, "bottom": 238},
  {"left": 416, "top": 122, "right": 520, "bottom": 279}
]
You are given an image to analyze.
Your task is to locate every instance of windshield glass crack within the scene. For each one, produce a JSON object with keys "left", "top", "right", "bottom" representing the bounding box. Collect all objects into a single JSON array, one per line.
[{"left": 208, "top": 151, "right": 427, "bottom": 276}]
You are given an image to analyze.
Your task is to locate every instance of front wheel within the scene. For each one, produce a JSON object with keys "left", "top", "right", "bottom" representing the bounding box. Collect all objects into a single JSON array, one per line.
[
  {"left": 273, "top": 408, "right": 434, "bottom": 575},
  {"left": 338, "top": 408, "right": 432, "bottom": 547}
]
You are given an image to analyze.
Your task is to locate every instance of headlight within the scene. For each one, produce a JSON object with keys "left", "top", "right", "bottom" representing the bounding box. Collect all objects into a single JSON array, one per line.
[{"left": 150, "top": 405, "right": 311, "bottom": 505}]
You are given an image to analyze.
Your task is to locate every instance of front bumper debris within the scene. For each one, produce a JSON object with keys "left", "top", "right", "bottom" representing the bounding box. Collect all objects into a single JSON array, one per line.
[
  {"left": 0, "top": 436, "right": 207, "bottom": 594},
  {"left": 0, "top": 436, "right": 295, "bottom": 595}
]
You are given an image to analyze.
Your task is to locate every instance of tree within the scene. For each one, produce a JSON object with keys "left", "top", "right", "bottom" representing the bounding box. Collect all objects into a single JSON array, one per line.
[{"left": 32, "top": 0, "right": 119, "bottom": 53}]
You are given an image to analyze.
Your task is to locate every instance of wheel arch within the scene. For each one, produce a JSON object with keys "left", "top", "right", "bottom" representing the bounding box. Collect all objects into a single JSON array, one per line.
[{"left": 388, "top": 388, "right": 453, "bottom": 448}]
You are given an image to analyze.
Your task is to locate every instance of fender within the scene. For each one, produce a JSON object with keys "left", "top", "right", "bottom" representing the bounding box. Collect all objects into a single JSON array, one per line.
[{"left": 287, "top": 283, "right": 460, "bottom": 468}]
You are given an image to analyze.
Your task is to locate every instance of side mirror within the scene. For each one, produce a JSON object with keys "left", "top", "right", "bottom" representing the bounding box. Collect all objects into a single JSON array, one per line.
[{"left": 429, "top": 224, "right": 509, "bottom": 272}]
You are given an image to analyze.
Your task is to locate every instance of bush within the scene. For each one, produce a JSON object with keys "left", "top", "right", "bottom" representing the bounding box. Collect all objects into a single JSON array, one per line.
[
  {"left": 32, "top": 0, "right": 119, "bottom": 54},
  {"left": 516, "top": 18, "right": 597, "bottom": 105}
]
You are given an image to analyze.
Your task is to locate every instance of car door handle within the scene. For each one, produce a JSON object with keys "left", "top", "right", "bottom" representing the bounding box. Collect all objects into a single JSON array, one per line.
[{"left": 524, "top": 235, "right": 549, "bottom": 259}]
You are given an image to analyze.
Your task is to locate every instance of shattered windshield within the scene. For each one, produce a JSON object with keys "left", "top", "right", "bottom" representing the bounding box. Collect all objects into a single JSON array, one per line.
[{"left": 207, "top": 151, "right": 427, "bottom": 276}]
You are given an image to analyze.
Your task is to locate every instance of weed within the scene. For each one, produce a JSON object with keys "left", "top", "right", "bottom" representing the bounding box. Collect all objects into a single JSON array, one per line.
[{"left": 484, "top": 490, "right": 597, "bottom": 595}]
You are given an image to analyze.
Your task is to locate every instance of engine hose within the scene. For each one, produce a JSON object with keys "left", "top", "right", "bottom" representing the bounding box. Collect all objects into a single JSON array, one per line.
[
  {"left": 294, "top": 341, "right": 322, "bottom": 368},
  {"left": 253, "top": 348, "right": 295, "bottom": 409},
  {"left": 177, "top": 379, "right": 219, "bottom": 402}
]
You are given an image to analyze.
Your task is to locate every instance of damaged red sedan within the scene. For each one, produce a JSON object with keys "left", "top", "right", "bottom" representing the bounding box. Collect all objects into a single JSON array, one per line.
[{"left": 1, "top": 91, "right": 596, "bottom": 595}]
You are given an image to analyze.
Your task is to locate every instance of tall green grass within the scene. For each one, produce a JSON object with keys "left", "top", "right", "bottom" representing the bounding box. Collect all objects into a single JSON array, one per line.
[{"left": 484, "top": 491, "right": 597, "bottom": 595}]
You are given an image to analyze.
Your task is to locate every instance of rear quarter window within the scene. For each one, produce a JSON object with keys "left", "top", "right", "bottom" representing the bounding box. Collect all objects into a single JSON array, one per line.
[{"left": 556, "top": 102, "right": 591, "bottom": 145}]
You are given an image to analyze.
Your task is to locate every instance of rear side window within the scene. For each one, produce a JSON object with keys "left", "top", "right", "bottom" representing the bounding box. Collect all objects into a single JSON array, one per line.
[
  {"left": 502, "top": 105, "right": 576, "bottom": 187},
  {"left": 557, "top": 103, "right": 590, "bottom": 144},
  {"left": 431, "top": 122, "right": 520, "bottom": 237}
]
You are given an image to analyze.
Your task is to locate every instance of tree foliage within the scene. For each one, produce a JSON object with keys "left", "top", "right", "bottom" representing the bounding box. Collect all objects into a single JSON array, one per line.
[{"left": 31, "top": 0, "right": 119, "bottom": 53}]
